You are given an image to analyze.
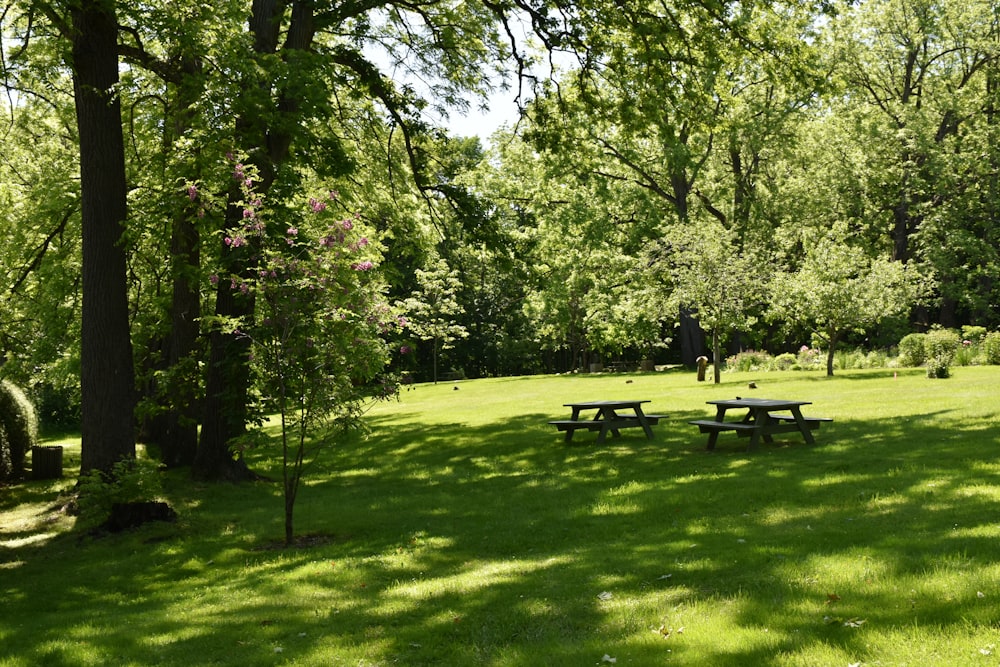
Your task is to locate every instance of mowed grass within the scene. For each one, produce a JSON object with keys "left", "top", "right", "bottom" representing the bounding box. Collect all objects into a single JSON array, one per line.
[{"left": 3, "top": 367, "right": 1000, "bottom": 666}]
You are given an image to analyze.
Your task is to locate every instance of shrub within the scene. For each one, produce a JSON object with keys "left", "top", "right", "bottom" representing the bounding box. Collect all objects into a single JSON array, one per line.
[
  {"left": 726, "top": 350, "right": 771, "bottom": 372},
  {"left": 77, "top": 457, "right": 164, "bottom": 527},
  {"left": 0, "top": 379, "right": 38, "bottom": 481},
  {"left": 924, "top": 328, "right": 960, "bottom": 379},
  {"left": 897, "top": 333, "right": 927, "bottom": 367},
  {"left": 961, "top": 325, "right": 987, "bottom": 343},
  {"left": 773, "top": 353, "right": 797, "bottom": 371},
  {"left": 796, "top": 346, "right": 824, "bottom": 370},
  {"left": 983, "top": 332, "right": 1000, "bottom": 365}
]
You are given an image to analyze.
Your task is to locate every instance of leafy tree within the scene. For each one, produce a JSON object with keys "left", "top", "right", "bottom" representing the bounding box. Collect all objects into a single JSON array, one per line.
[
  {"left": 654, "top": 222, "right": 766, "bottom": 383},
  {"left": 400, "top": 258, "right": 468, "bottom": 383},
  {"left": 770, "top": 227, "right": 927, "bottom": 376},
  {"left": 830, "top": 0, "right": 1000, "bottom": 325}
]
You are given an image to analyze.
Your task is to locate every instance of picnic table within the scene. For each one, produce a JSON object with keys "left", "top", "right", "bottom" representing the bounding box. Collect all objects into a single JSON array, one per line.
[
  {"left": 549, "top": 400, "right": 666, "bottom": 443},
  {"left": 690, "top": 397, "right": 831, "bottom": 451}
]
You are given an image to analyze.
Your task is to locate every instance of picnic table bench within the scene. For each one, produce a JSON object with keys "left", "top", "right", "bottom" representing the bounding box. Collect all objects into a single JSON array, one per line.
[
  {"left": 550, "top": 400, "right": 665, "bottom": 443},
  {"left": 690, "top": 397, "right": 831, "bottom": 451}
]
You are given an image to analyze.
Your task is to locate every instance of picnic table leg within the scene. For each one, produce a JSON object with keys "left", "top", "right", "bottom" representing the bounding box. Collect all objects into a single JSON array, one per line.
[
  {"left": 706, "top": 406, "right": 728, "bottom": 450},
  {"left": 634, "top": 408, "right": 655, "bottom": 439},
  {"left": 789, "top": 407, "right": 816, "bottom": 444}
]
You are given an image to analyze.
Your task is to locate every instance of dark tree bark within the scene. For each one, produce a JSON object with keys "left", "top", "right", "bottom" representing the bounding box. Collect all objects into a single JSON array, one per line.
[
  {"left": 71, "top": 0, "right": 136, "bottom": 474},
  {"left": 156, "top": 207, "right": 201, "bottom": 468},
  {"left": 194, "top": 0, "right": 316, "bottom": 480}
]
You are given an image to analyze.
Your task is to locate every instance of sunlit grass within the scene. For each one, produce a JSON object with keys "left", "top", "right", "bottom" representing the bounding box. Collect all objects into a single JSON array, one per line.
[{"left": 3, "top": 366, "right": 1000, "bottom": 665}]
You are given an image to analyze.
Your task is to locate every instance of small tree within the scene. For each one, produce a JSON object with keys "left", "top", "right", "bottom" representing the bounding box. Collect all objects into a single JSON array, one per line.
[
  {"left": 659, "top": 223, "right": 766, "bottom": 384},
  {"left": 399, "top": 258, "right": 468, "bottom": 383},
  {"left": 219, "top": 182, "right": 400, "bottom": 546},
  {"left": 771, "top": 231, "right": 926, "bottom": 376}
]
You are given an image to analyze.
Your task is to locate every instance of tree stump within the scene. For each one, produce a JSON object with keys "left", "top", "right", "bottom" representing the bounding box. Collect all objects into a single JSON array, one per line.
[
  {"left": 696, "top": 356, "right": 709, "bottom": 382},
  {"left": 32, "top": 446, "right": 63, "bottom": 480}
]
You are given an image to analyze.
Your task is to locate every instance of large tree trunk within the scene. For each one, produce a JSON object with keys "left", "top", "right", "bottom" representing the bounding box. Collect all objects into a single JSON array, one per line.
[
  {"left": 157, "top": 207, "right": 201, "bottom": 468},
  {"left": 193, "top": 0, "right": 315, "bottom": 480},
  {"left": 156, "top": 53, "right": 206, "bottom": 469},
  {"left": 72, "top": 0, "right": 136, "bottom": 475}
]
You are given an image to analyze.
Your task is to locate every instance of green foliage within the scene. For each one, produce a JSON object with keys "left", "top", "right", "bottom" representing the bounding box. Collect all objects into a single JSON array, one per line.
[
  {"left": 221, "top": 178, "right": 401, "bottom": 545},
  {"left": 773, "top": 352, "right": 798, "bottom": 370},
  {"left": 0, "top": 379, "right": 38, "bottom": 481},
  {"left": 982, "top": 332, "right": 1000, "bottom": 365},
  {"left": 961, "top": 325, "right": 987, "bottom": 343},
  {"left": 399, "top": 257, "right": 469, "bottom": 383},
  {"left": 76, "top": 457, "right": 162, "bottom": 526},
  {"left": 924, "top": 328, "right": 961, "bottom": 379},
  {"left": 726, "top": 350, "right": 771, "bottom": 372},
  {"left": 770, "top": 227, "right": 926, "bottom": 376},
  {"left": 897, "top": 333, "right": 927, "bottom": 367}
]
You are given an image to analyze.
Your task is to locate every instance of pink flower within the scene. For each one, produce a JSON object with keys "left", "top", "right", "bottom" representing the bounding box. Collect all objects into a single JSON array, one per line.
[
  {"left": 309, "top": 198, "right": 326, "bottom": 212},
  {"left": 341, "top": 219, "right": 354, "bottom": 231},
  {"left": 287, "top": 227, "right": 298, "bottom": 236},
  {"left": 209, "top": 274, "right": 219, "bottom": 285},
  {"left": 187, "top": 185, "right": 198, "bottom": 201},
  {"left": 352, "top": 260, "right": 374, "bottom": 271}
]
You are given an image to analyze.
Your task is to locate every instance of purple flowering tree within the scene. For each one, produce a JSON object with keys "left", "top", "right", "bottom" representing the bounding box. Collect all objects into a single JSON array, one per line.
[{"left": 219, "top": 177, "right": 401, "bottom": 545}]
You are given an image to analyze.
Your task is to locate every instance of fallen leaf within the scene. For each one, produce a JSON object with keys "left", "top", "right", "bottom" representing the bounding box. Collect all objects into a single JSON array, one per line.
[
  {"left": 597, "top": 591, "right": 613, "bottom": 601},
  {"left": 602, "top": 655, "right": 617, "bottom": 664},
  {"left": 826, "top": 593, "right": 841, "bottom": 604},
  {"left": 843, "top": 618, "right": 866, "bottom": 628}
]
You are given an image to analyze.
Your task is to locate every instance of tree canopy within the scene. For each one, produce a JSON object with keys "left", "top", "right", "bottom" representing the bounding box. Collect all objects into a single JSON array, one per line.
[{"left": 1, "top": 0, "right": 999, "bottom": 481}]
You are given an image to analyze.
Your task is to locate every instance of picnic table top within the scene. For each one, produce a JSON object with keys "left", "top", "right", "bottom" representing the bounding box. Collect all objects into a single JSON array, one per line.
[
  {"left": 563, "top": 399, "right": 651, "bottom": 408},
  {"left": 707, "top": 397, "right": 811, "bottom": 409}
]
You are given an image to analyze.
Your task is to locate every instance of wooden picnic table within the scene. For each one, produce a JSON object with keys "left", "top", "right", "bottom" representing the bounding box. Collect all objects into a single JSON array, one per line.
[
  {"left": 549, "top": 400, "right": 666, "bottom": 444},
  {"left": 690, "top": 397, "right": 831, "bottom": 451}
]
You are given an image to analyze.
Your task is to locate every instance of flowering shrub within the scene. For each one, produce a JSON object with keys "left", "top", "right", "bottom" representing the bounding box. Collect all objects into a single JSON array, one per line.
[
  {"left": 214, "top": 163, "right": 401, "bottom": 544},
  {"left": 796, "top": 345, "right": 825, "bottom": 370}
]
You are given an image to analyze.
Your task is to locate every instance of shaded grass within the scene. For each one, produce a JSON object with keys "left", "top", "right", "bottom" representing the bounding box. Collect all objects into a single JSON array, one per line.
[{"left": 2, "top": 367, "right": 1000, "bottom": 665}]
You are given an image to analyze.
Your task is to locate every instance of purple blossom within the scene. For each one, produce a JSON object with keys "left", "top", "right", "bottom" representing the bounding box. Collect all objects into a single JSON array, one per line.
[
  {"left": 400, "top": 345, "right": 411, "bottom": 355},
  {"left": 352, "top": 260, "right": 374, "bottom": 271},
  {"left": 309, "top": 198, "right": 326, "bottom": 212},
  {"left": 209, "top": 274, "right": 219, "bottom": 285},
  {"left": 341, "top": 219, "right": 354, "bottom": 231},
  {"left": 287, "top": 227, "right": 298, "bottom": 236},
  {"left": 187, "top": 185, "right": 198, "bottom": 201},
  {"left": 233, "top": 163, "right": 245, "bottom": 181}
]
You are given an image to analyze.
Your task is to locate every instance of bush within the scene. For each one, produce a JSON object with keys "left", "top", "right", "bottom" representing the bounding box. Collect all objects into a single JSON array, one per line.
[
  {"left": 924, "top": 328, "right": 960, "bottom": 379},
  {"left": 983, "top": 332, "right": 1000, "bottom": 365},
  {"left": 726, "top": 350, "right": 771, "bottom": 372},
  {"left": 77, "top": 457, "right": 164, "bottom": 527},
  {"left": 773, "top": 353, "right": 797, "bottom": 371},
  {"left": 0, "top": 379, "right": 38, "bottom": 481},
  {"left": 961, "top": 325, "right": 987, "bottom": 343},
  {"left": 897, "top": 333, "right": 927, "bottom": 367}
]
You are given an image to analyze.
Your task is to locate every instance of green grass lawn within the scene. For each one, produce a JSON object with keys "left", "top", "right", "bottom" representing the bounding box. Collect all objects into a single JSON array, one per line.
[{"left": 3, "top": 367, "right": 1000, "bottom": 666}]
